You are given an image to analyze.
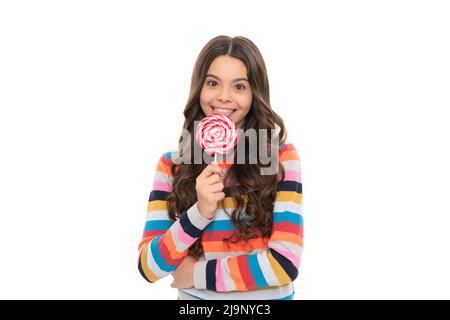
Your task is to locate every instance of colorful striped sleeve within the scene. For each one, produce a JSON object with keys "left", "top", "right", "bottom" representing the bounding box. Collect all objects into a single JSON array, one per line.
[
  {"left": 193, "top": 143, "right": 303, "bottom": 292},
  {"left": 137, "top": 152, "right": 213, "bottom": 283}
]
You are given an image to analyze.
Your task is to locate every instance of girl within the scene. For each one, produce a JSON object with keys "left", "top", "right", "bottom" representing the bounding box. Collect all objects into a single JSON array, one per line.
[{"left": 137, "top": 35, "right": 303, "bottom": 300}]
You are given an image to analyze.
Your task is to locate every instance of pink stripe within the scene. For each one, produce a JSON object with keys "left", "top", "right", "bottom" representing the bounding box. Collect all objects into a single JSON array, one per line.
[
  {"left": 153, "top": 181, "right": 172, "bottom": 192},
  {"left": 177, "top": 224, "right": 196, "bottom": 246},
  {"left": 216, "top": 258, "right": 225, "bottom": 291},
  {"left": 273, "top": 248, "right": 300, "bottom": 269},
  {"left": 284, "top": 170, "right": 301, "bottom": 183}
]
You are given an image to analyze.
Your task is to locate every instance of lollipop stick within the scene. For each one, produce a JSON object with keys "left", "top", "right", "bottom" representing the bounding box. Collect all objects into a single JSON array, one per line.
[{"left": 212, "top": 153, "right": 218, "bottom": 165}]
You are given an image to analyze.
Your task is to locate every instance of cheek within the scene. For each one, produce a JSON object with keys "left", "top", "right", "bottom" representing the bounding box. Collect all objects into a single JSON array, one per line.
[
  {"left": 200, "top": 87, "right": 215, "bottom": 104},
  {"left": 238, "top": 95, "right": 252, "bottom": 114},
  {"left": 233, "top": 103, "right": 251, "bottom": 122},
  {"left": 199, "top": 89, "right": 213, "bottom": 113},
  {"left": 236, "top": 107, "right": 251, "bottom": 120}
]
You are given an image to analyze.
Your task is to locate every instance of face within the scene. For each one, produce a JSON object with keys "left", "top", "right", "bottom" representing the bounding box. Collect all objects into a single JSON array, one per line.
[{"left": 199, "top": 55, "right": 253, "bottom": 129}]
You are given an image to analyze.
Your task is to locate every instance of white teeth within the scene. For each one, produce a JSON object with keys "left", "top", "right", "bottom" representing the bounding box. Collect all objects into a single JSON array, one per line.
[{"left": 212, "top": 107, "right": 235, "bottom": 115}]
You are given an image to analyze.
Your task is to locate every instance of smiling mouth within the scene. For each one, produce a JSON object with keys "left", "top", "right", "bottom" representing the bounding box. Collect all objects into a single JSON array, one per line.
[{"left": 211, "top": 106, "right": 236, "bottom": 116}]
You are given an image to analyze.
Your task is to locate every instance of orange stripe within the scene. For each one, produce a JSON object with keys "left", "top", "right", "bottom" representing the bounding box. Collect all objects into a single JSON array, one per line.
[
  {"left": 202, "top": 238, "right": 267, "bottom": 252},
  {"left": 276, "top": 191, "right": 302, "bottom": 204},
  {"left": 280, "top": 150, "right": 300, "bottom": 162},
  {"left": 156, "top": 160, "right": 171, "bottom": 176},
  {"left": 147, "top": 200, "right": 168, "bottom": 212},
  {"left": 162, "top": 229, "right": 186, "bottom": 260},
  {"left": 138, "top": 236, "right": 154, "bottom": 251},
  {"left": 266, "top": 250, "right": 291, "bottom": 284},
  {"left": 217, "top": 195, "right": 249, "bottom": 210},
  {"left": 197, "top": 191, "right": 301, "bottom": 210},
  {"left": 206, "top": 192, "right": 300, "bottom": 210},
  {"left": 227, "top": 258, "right": 246, "bottom": 291},
  {"left": 140, "top": 244, "right": 160, "bottom": 282},
  {"left": 270, "top": 230, "right": 303, "bottom": 247}
]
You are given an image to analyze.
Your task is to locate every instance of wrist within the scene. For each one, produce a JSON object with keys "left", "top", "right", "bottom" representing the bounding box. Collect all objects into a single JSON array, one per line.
[
  {"left": 185, "top": 202, "right": 213, "bottom": 232},
  {"left": 197, "top": 203, "right": 214, "bottom": 220}
]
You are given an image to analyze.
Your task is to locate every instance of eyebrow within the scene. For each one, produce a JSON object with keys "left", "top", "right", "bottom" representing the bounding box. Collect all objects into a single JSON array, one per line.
[{"left": 206, "top": 74, "right": 249, "bottom": 83}]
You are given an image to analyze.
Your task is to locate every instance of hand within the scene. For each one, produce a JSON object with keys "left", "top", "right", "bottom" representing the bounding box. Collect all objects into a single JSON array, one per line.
[
  {"left": 170, "top": 255, "right": 198, "bottom": 289},
  {"left": 195, "top": 164, "right": 225, "bottom": 220}
]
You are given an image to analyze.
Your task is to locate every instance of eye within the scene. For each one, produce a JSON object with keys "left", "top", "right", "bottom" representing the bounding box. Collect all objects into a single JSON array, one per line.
[
  {"left": 235, "top": 84, "right": 246, "bottom": 90},
  {"left": 206, "top": 80, "right": 218, "bottom": 86}
]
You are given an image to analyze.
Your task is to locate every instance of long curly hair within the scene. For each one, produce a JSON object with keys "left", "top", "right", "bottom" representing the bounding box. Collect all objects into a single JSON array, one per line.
[{"left": 166, "top": 35, "right": 287, "bottom": 259}]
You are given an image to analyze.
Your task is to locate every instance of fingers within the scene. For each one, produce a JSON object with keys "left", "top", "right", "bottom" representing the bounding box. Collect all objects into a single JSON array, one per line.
[
  {"left": 199, "top": 164, "right": 223, "bottom": 179},
  {"left": 211, "top": 191, "right": 226, "bottom": 202},
  {"left": 208, "top": 182, "right": 225, "bottom": 193},
  {"left": 204, "top": 173, "right": 223, "bottom": 185}
]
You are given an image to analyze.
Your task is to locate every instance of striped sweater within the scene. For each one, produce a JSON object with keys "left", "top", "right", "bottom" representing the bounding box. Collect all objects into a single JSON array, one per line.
[{"left": 138, "top": 142, "right": 303, "bottom": 300}]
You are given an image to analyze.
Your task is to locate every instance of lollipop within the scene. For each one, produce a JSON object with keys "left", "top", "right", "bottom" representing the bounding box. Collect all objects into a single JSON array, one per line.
[{"left": 196, "top": 113, "right": 238, "bottom": 165}]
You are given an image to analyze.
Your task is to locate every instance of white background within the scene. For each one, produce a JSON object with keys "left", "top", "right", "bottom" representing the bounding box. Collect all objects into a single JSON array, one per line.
[{"left": 1, "top": 0, "right": 449, "bottom": 299}]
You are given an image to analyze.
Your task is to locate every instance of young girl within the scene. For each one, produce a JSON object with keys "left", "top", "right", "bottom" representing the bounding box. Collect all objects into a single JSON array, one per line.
[{"left": 137, "top": 35, "right": 303, "bottom": 300}]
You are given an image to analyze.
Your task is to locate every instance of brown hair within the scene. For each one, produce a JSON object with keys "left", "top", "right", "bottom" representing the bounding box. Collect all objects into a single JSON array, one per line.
[{"left": 166, "top": 35, "right": 287, "bottom": 259}]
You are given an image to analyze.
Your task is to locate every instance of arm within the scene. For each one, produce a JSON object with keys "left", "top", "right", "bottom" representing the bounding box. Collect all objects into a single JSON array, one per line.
[
  {"left": 137, "top": 152, "right": 213, "bottom": 283},
  {"left": 193, "top": 143, "right": 303, "bottom": 292}
]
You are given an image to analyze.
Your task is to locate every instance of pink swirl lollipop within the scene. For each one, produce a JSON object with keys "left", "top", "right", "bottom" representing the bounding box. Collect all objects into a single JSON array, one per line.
[{"left": 196, "top": 113, "right": 238, "bottom": 164}]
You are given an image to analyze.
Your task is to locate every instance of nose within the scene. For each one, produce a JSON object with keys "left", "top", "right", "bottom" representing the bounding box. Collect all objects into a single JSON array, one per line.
[{"left": 218, "top": 86, "right": 232, "bottom": 103}]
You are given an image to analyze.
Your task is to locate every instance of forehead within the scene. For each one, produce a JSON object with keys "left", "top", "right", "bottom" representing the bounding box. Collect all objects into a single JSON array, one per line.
[{"left": 207, "top": 55, "right": 248, "bottom": 79}]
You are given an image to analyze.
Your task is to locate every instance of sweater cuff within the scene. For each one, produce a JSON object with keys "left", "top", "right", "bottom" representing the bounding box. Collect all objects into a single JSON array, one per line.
[
  {"left": 187, "top": 201, "right": 212, "bottom": 230},
  {"left": 178, "top": 202, "right": 212, "bottom": 239},
  {"left": 193, "top": 259, "right": 217, "bottom": 291},
  {"left": 193, "top": 260, "right": 208, "bottom": 290}
]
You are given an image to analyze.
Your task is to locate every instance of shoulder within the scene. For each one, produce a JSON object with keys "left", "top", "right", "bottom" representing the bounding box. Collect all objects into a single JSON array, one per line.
[
  {"left": 161, "top": 150, "right": 177, "bottom": 164},
  {"left": 279, "top": 141, "right": 301, "bottom": 162},
  {"left": 155, "top": 150, "right": 178, "bottom": 177},
  {"left": 278, "top": 141, "right": 301, "bottom": 183}
]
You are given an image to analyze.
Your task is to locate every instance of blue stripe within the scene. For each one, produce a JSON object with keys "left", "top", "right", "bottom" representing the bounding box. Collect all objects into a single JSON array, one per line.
[
  {"left": 247, "top": 254, "right": 268, "bottom": 287},
  {"left": 179, "top": 290, "right": 294, "bottom": 300},
  {"left": 178, "top": 289, "right": 295, "bottom": 301},
  {"left": 277, "top": 181, "right": 302, "bottom": 193},
  {"left": 271, "top": 292, "right": 295, "bottom": 300},
  {"left": 202, "top": 214, "right": 303, "bottom": 230},
  {"left": 204, "top": 220, "right": 236, "bottom": 232},
  {"left": 144, "top": 220, "right": 172, "bottom": 232},
  {"left": 150, "top": 235, "right": 176, "bottom": 272},
  {"left": 149, "top": 190, "right": 169, "bottom": 201},
  {"left": 180, "top": 209, "right": 203, "bottom": 238},
  {"left": 179, "top": 290, "right": 205, "bottom": 300},
  {"left": 273, "top": 211, "right": 303, "bottom": 227},
  {"left": 164, "top": 151, "right": 176, "bottom": 159}
]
